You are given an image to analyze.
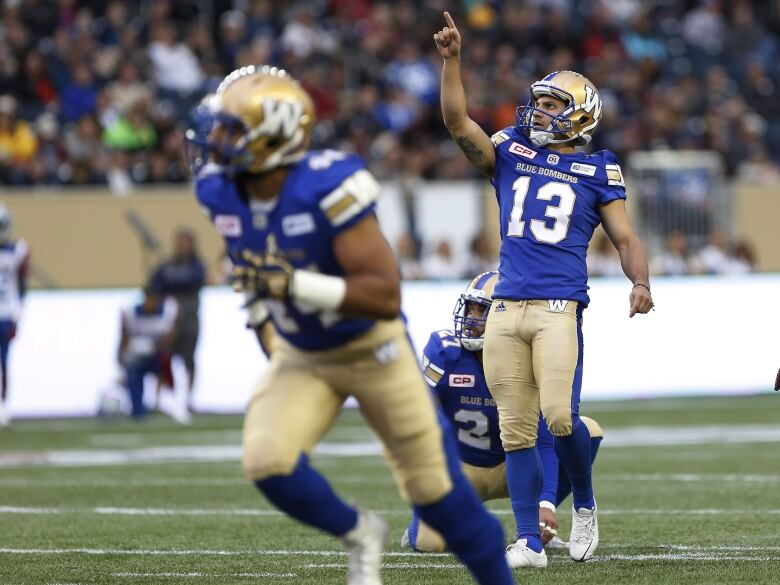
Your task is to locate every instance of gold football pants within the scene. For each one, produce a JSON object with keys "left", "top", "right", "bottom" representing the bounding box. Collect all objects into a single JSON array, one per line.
[
  {"left": 242, "top": 318, "right": 452, "bottom": 505},
  {"left": 483, "top": 299, "right": 583, "bottom": 450}
]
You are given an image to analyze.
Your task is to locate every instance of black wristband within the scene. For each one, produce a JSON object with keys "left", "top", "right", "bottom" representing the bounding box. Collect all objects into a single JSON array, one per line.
[{"left": 633, "top": 283, "right": 651, "bottom": 293}]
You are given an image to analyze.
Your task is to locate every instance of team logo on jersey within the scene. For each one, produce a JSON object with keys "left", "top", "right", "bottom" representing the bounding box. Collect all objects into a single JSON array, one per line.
[
  {"left": 375, "top": 340, "right": 399, "bottom": 364},
  {"left": 508, "top": 142, "right": 538, "bottom": 160},
  {"left": 547, "top": 154, "right": 560, "bottom": 165},
  {"left": 494, "top": 301, "right": 506, "bottom": 312},
  {"left": 282, "top": 212, "right": 316, "bottom": 237},
  {"left": 449, "top": 374, "right": 476, "bottom": 388},
  {"left": 548, "top": 300, "right": 568, "bottom": 312},
  {"left": 570, "top": 162, "right": 597, "bottom": 176},
  {"left": 214, "top": 214, "right": 242, "bottom": 237}
]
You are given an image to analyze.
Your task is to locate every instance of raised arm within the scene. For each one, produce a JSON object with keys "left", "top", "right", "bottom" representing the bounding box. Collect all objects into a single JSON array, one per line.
[
  {"left": 599, "top": 200, "right": 654, "bottom": 317},
  {"left": 435, "top": 12, "right": 496, "bottom": 178}
]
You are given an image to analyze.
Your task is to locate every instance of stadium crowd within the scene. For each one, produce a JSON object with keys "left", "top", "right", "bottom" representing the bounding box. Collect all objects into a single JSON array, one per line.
[{"left": 1, "top": 0, "right": 779, "bottom": 190}]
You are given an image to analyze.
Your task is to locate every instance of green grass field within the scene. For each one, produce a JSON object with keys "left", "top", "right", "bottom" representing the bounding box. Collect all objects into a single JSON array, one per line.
[{"left": 1, "top": 394, "right": 780, "bottom": 584}]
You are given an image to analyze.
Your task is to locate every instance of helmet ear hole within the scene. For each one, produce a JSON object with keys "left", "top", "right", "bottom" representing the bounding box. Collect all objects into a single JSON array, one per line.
[{"left": 578, "top": 115, "right": 588, "bottom": 124}]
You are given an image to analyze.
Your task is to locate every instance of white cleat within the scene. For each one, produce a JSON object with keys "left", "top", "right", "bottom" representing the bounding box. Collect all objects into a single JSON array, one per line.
[
  {"left": 341, "top": 511, "right": 389, "bottom": 585},
  {"left": 545, "top": 535, "right": 569, "bottom": 550},
  {"left": 505, "top": 538, "right": 548, "bottom": 569},
  {"left": 569, "top": 506, "right": 599, "bottom": 561},
  {"left": 399, "top": 528, "right": 411, "bottom": 550},
  {"left": 0, "top": 401, "right": 9, "bottom": 427}
]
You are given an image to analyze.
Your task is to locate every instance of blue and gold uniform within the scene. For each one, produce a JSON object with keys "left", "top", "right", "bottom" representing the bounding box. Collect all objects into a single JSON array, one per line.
[
  {"left": 197, "top": 150, "right": 377, "bottom": 350},
  {"left": 407, "top": 326, "right": 604, "bottom": 553},
  {"left": 189, "top": 65, "right": 514, "bottom": 585}
]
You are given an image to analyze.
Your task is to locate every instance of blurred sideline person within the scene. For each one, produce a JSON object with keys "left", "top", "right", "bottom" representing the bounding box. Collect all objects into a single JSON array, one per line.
[
  {"left": 0, "top": 204, "right": 29, "bottom": 427},
  {"left": 186, "top": 66, "right": 514, "bottom": 585},
  {"left": 402, "top": 272, "right": 603, "bottom": 553},
  {"left": 149, "top": 228, "right": 206, "bottom": 410},
  {"left": 435, "top": 12, "right": 653, "bottom": 567},
  {"left": 117, "top": 285, "right": 179, "bottom": 420}
]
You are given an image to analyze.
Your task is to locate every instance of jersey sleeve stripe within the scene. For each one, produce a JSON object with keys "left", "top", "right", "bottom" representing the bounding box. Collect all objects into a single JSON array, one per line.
[
  {"left": 319, "top": 169, "right": 380, "bottom": 227},
  {"left": 606, "top": 165, "right": 625, "bottom": 187},
  {"left": 424, "top": 365, "right": 443, "bottom": 385},
  {"left": 324, "top": 193, "right": 358, "bottom": 220}
]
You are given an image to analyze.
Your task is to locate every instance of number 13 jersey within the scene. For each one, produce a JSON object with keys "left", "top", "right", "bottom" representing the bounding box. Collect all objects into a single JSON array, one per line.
[{"left": 490, "top": 126, "right": 626, "bottom": 307}]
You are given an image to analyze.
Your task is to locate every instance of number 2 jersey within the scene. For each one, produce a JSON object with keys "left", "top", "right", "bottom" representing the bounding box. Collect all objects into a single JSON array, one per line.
[
  {"left": 491, "top": 125, "right": 627, "bottom": 306},
  {"left": 422, "top": 328, "right": 558, "bottom": 474},
  {"left": 195, "top": 150, "right": 380, "bottom": 351}
]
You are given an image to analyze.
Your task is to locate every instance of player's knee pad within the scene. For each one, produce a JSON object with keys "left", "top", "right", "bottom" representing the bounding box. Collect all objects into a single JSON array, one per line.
[
  {"left": 242, "top": 430, "right": 299, "bottom": 481},
  {"left": 543, "top": 404, "right": 574, "bottom": 437}
]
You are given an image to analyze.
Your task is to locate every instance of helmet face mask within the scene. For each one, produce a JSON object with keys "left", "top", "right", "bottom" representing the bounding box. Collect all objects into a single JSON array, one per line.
[
  {"left": 453, "top": 271, "right": 499, "bottom": 352},
  {"left": 184, "top": 65, "right": 315, "bottom": 177},
  {"left": 453, "top": 295, "right": 492, "bottom": 351},
  {"left": 515, "top": 70, "right": 602, "bottom": 147}
]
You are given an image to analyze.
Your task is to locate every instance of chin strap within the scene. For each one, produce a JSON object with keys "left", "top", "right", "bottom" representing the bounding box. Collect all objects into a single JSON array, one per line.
[{"left": 529, "top": 129, "right": 591, "bottom": 148}]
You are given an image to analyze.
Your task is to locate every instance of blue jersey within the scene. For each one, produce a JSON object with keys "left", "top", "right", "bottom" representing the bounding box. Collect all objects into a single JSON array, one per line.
[
  {"left": 196, "top": 150, "right": 380, "bottom": 350},
  {"left": 422, "top": 329, "right": 560, "bottom": 498},
  {"left": 490, "top": 126, "right": 627, "bottom": 306},
  {"left": 422, "top": 329, "right": 504, "bottom": 467}
]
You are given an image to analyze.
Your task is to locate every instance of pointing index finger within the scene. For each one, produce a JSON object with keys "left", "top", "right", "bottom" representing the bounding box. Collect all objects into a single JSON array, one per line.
[{"left": 443, "top": 11, "right": 456, "bottom": 30}]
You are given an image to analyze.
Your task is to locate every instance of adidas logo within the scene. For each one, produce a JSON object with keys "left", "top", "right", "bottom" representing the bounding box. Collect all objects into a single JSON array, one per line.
[{"left": 494, "top": 302, "right": 506, "bottom": 313}]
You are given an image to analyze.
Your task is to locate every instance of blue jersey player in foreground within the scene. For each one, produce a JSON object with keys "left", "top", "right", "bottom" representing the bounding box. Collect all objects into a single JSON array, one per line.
[
  {"left": 435, "top": 12, "right": 653, "bottom": 568},
  {"left": 402, "top": 272, "right": 603, "bottom": 553},
  {"left": 186, "top": 66, "right": 514, "bottom": 585}
]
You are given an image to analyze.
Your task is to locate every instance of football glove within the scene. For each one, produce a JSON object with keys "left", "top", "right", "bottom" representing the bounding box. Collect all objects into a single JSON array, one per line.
[{"left": 232, "top": 248, "right": 294, "bottom": 302}]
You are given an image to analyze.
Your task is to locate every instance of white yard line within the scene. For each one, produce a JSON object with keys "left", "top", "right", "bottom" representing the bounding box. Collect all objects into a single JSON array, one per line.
[
  {"left": 2, "top": 547, "right": 779, "bottom": 566},
  {"left": 604, "top": 473, "right": 780, "bottom": 483},
  {"left": 4, "top": 471, "right": 776, "bottom": 488},
  {"left": 0, "top": 548, "right": 449, "bottom": 557},
  {"left": 305, "top": 563, "right": 462, "bottom": 569},
  {"left": 112, "top": 573, "right": 296, "bottom": 578},
  {"left": 0, "top": 442, "right": 381, "bottom": 469},
  {"left": 4, "top": 423, "right": 780, "bottom": 470}
]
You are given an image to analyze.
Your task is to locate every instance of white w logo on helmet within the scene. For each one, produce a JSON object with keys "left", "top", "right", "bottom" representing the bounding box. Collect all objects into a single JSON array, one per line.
[
  {"left": 582, "top": 85, "right": 602, "bottom": 120},
  {"left": 254, "top": 99, "right": 305, "bottom": 139}
]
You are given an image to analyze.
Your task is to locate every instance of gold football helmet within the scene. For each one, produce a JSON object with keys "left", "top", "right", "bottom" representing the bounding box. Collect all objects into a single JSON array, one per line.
[
  {"left": 453, "top": 271, "right": 499, "bottom": 351},
  {"left": 516, "top": 70, "right": 603, "bottom": 147},
  {"left": 186, "top": 65, "right": 316, "bottom": 174}
]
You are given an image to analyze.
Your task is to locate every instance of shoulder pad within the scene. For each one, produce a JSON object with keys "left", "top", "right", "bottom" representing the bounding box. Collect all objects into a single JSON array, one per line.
[
  {"left": 421, "top": 329, "right": 462, "bottom": 386},
  {"left": 305, "top": 151, "right": 380, "bottom": 228},
  {"left": 491, "top": 128, "right": 513, "bottom": 147}
]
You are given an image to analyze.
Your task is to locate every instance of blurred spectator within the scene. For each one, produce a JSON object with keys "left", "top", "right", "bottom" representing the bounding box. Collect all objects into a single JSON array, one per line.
[
  {"left": 587, "top": 232, "right": 623, "bottom": 276},
  {"left": 102, "top": 98, "right": 157, "bottom": 152},
  {"left": 729, "top": 240, "right": 757, "bottom": 274},
  {"left": 692, "top": 227, "right": 730, "bottom": 274},
  {"left": 0, "top": 96, "right": 37, "bottom": 183},
  {"left": 421, "top": 240, "right": 466, "bottom": 280},
  {"left": 149, "top": 229, "right": 206, "bottom": 411},
  {"left": 0, "top": 0, "right": 777, "bottom": 197},
  {"left": 396, "top": 232, "right": 424, "bottom": 280},
  {"left": 464, "top": 232, "right": 498, "bottom": 277},
  {"left": 60, "top": 63, "right": 98, "bottom": 122},
  {"left": 147, "top": 23, "right": 205, "bottom": 99},
  {"left": 64, "top": 115, "right": 107, "bottom": 183},
  {"left": 651, "top": 230, "right": 691, "bottom": 276}
]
